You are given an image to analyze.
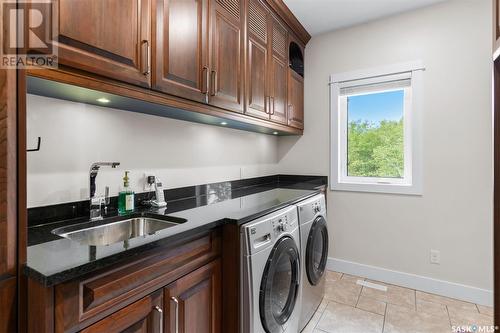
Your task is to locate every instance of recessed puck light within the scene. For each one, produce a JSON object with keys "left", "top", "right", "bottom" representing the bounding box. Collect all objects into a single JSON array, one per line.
[
  {"left": 96, "top": 97, "right": 110, "bottom": 104},
  {"left": 221, "top": 122, "right": 227, "bottom": 125}
]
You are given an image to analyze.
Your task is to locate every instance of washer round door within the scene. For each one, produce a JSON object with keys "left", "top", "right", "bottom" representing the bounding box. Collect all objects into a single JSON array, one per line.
[
  {"left": 259, "top": 236, "right": 300, "bottom": 333},
  {"left": 306, "top": 216, "right": 329, "bottom": 285}
]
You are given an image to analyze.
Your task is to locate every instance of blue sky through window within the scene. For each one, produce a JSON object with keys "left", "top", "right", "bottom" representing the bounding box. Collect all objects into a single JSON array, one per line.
[{"left": 347, "top": 90, "right": 404, "bottom": 125}]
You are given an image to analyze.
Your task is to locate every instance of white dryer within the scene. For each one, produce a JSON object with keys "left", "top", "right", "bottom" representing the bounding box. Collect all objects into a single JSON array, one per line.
[
  {"left": 297, "top": 194, "right": 329, "bottom": 331},
  {"left": 241, "top": 206, "right": 302, "bottom": 333}
]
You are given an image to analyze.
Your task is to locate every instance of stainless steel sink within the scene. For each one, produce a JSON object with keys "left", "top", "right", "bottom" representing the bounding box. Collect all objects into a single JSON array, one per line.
[{"left": 52, "top": 215, "right": 185, "bottom": 246}]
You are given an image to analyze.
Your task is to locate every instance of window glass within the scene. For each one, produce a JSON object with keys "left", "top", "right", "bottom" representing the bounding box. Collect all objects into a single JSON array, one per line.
[{"left": 346, "top": 90, "right": 405, "bottom": 178}]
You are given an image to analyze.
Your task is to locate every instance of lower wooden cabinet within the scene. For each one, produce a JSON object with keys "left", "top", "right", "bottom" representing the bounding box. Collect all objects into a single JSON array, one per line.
[
  {"left": 81, "top": 290, "right": 163, "bottom": 333},
  {"left": 27, "top": 230, "right": 222, "bottom": 333},
  {"left": 80, "top": 259, "right": 221, "bottom": 333},
  {"left": 164, "top": 260, "right": 221, "bottom": 333}
]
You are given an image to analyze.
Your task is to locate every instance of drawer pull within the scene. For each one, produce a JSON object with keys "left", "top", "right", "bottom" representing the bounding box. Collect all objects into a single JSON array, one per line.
[
  {"left": 171, "top": 296, "right": 179, "bottom": 333},
  {"left": 154, "top": 305, "right": 163, "bottom": 333}
]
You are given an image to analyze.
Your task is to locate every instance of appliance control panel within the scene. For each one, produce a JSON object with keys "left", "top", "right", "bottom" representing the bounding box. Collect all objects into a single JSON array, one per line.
[
  {"left": 312, "top": 201, "right": 322, "bottom": 214},
  {"left": 272, "top": 214, "right": 292, "bottom": 235},
  {"left": 297, "top": 193, "right": 327, "bottom": 223},
  {"left": 242, "top": 206, "right": 298, "bottom": 255}
]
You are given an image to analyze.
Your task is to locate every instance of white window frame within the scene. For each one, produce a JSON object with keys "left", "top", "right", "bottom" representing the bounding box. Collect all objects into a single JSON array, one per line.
[{"left": 330, "top": 61, "right": 424, "bottom": 195}]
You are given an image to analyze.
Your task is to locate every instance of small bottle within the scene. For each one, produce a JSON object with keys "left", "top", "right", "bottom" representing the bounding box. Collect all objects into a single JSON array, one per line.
[{"left": 118, "top": 171, "right": 135, "bottom": 214}]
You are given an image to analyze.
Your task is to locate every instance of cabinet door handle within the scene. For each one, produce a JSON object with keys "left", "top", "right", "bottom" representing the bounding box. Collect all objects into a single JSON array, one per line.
[
  {"left": 154, "top": 305, "right": 163, "bottom": 333},
  {"left": 171, "top": 296, "right": 179, "bottom": 333},
  {"left": 265, "top": 96, "right": 269, "bottom": 114},
  {"left": 142, "top": 40, "right": 151, "bottom": 76},
  {"left": 288, "top": 104, "right": 293, "bottom": 123},
  {"left": 270, "top": 97, "right": 275, "bottom": 115},
  {"left": 201, "top": 66, "right": 209, "bottom": 94},
  {"left": 210, "top": 70, "right": 217, "bottom": 96}
]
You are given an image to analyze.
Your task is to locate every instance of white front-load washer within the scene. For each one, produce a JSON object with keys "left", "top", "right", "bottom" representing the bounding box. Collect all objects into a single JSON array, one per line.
[
  {"left": 240, "top": 205, "right": 302, "bottom": 333},
  {"left": 296, "top": 193, "right": 329, "bottom": 331}
]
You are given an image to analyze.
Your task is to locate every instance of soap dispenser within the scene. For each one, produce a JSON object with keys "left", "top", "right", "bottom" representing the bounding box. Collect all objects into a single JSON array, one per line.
[{"left": 118, "top": 171, "right": 135, "bottom": 214}]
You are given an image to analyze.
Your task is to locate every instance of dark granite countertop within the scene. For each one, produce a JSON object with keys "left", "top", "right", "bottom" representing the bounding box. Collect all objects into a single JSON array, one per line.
[{"left": 25, "top": 175, "right": 327, "bottom": 287}]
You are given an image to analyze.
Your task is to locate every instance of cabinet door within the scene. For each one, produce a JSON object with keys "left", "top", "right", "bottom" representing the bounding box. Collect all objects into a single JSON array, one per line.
[
  {"left": 81, "top": 290, "right": 163, "bottom": 333},
  {"left": 153, "top": 0, "right": 209, "bottom": 102},
  {"left": 269, "top": 18, "right": 288, "bottom": 124},
  {"left": 53, "top": 0, "right": 151, "bottom": 87},
  {"left": 0, "top": 277, "right": 16, "bottom": 333},
  {"left": 288, "top": 69, "right": 304, "bottom": 129},
  {"left": 209, "top": 0, "right": 245, "bottom": 113},
  {"left": 245, "top": 0, "right": 269, "bottom": 119},
  {"left": 164, "top": 260, "right": 221, "bottom": 333}
]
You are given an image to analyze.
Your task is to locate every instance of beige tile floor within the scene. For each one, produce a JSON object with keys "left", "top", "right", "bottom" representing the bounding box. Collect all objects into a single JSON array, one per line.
[{"left": 302, "top": 270, "right": 494, "bottom": 333}]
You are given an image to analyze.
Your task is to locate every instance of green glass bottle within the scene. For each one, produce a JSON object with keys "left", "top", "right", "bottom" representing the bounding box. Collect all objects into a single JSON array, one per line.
[{"left": 118, "top": 171, "right": 135, "bottom": 215}]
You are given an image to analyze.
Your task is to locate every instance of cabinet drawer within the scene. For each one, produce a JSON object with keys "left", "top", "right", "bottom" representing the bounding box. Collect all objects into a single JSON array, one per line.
[
  {"left": 80, "top": 290, "right": 163, "bottom": 333},
  {"left": 55, "top": 230, "right": 221, "bottom": 333}
]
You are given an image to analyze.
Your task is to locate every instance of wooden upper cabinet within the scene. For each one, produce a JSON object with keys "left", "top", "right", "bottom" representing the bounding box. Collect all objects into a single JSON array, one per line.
[
  {"left": 245, "top": 0, "right": 270, "bottom": 119},
  {"left": 209, "top": 0, "right": 245, "bottom": 113},
  {"left": 81, "top": 290, "right": 163, "bottom": 333},
  {"left": 153, "top": 0, "right": 210, "bottom": 102},
  {"left": 245, "top": 1, "right": 289, "bottom": 124},
  {"left": 38, "top": 0, "right": 307, "bottom": 133},
  {"left": 287, "top": 34, "right": 304, "bottom": 129},
  {"left": 164, "top": 260, "right": 221, "bottom": 333},
  {"left": 52, "top": 0, "right": 151, "bottom": 87},
  {"left": 269, "top": 17, "right": 288, "bottom": 124}
]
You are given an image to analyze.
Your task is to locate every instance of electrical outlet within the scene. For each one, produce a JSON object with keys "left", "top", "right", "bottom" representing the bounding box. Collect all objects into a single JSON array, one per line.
[
  {"left": 430, "top": 250, "right": 440, "bottom": 265},
  {"left": 143, "top": 172, "right": 155, "bottom": 192}
]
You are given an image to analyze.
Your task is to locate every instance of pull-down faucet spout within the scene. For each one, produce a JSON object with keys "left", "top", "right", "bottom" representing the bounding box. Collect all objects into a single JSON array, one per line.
[{"left": 89, "top": 162, "right": 120, "bottom": 221}]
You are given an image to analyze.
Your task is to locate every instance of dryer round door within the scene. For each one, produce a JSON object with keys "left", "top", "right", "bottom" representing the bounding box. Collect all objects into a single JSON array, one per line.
[
  {"left": 259, "top": 236, "right": 300, "bottom": 333},
  {"left": 306, "top": 216, "right": 329, "bottom": 285}
]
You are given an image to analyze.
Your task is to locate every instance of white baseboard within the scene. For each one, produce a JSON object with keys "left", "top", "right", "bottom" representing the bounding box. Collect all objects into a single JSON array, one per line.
[{"left": 327, "top": 258, "right": 493, "bottom": 307}]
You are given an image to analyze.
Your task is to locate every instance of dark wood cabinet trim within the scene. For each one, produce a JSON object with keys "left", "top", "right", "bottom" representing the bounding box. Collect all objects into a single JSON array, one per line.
[
  {"left": 0, "top": 64, "right": 19, "bottom": 332},
  {"left": 266, "top": 0, "right": 310, "bottom": 45},
  {"left": 0, "top": 68, "right": 18, "bottom": 278},
  {"left": 221, "top": 223, "right": 240, "bottom": 333},
  {"left": 27, "top": 278, "right": 55, "bottom": 333},
  {"left": 0, "top": 277, "right": 17, "bottom": 333},
  {"left": 17, "top": 68, "right": 28, "bottom": 333}
]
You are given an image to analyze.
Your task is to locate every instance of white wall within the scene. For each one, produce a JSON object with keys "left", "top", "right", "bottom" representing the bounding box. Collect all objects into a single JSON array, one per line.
[
  {"left": 279, "top": 0, "right": 493, "bottom": 294},
  {"left": 27, "top": 95, "right": 279, "bottom": 207}
]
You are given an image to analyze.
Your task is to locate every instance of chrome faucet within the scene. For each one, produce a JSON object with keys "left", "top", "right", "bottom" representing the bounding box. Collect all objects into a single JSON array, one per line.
[{"left": 89, "top": 162, "right": 120, "bottom": 221}]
